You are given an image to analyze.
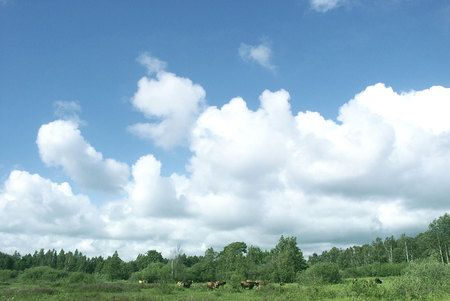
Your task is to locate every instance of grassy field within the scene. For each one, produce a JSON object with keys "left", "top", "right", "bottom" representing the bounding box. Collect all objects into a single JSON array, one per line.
[{"left": 0, "top": 277, "right": 449, "bottom": 301}]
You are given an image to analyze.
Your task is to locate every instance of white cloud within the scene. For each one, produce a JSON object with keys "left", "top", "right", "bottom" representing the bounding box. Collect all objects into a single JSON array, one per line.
[
  {"left": 0, "top": 170, "right": 102, "bottom": 236},
  {"left": 239, "top": 42, "right": 276, "bottom": 71},
  {"left": 37, "top": 120, "right": 130, "bottom": 193},
  {"left": 3, "top": 82, "right": 450, "bottom": 260},
  {"left": 128, "top": 57, "right": 206, "bottom": 148},
  {"left": 125, "top": 155, "right": 188, "bottom": 217},
  {"left": 310, "top": 0, "right": 343, "bottom": 12},
  {"left": 137, "top": 52, "right": 167, "bottom": 75}
]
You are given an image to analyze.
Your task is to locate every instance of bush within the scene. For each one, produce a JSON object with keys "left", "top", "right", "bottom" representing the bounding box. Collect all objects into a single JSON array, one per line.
[
  {"left": 129, "top": 262, "right": 164, "bottom": 283},
  {"left": 0, "top": 269, "right": 18, "bottom": 282},
  {"left": 391, "top": 259, "right": 450, "bottom": 300},
  {"left": 67, "top": 271, "right": 95, "bottom": 284},
  {"left": 342, "top": 262, "right": 408, "bottom": 278},
  {"left": 19, "top": 266, "right": 68, "bottom": 282},
  {"left": 298, "top": 262, "right": 342, "bottom": 285},
  {"left": 229, "top": 273, "right": 243, "bottom": 290},
  {"left": 350, "top": 279, "right": 387, "bottom": 299}
]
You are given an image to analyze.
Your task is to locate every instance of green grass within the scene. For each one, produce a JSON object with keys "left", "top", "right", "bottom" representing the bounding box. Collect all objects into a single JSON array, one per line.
[{"left": 0, "top": 277, "right": 449, "bottom": 300}]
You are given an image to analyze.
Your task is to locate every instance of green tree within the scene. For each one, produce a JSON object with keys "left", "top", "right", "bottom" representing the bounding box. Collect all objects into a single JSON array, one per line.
[
  {"left": 135, "top": 250, "right": 165, "bottom": 270},
  {"left": 269, "top": 236, "right": 307, "bottom": 282},
  {"left": 428, "top": 213, "right": 450, "bottom": 264},
  {"left": 216, "top": 242, "right": 247, "bottom": 280},
  {"left": 103, "top": 251, "right": 130, "bottom": 280},
  {"left": 299, "top": 262, "right": 342, "bottom": 285}
]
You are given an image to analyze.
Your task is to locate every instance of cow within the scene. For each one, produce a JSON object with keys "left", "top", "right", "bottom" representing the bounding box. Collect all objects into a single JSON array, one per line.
[
  {"left": 352, "top": 278, "right": 358, "bottom": 284},
  {"left": 177, "top": 281, "right": 182, "bottom": 287},
  {"left": 215, "top": 281, "right": 226, "bottom": 288},
  {"left": 206, "top": 282, "right": 215, "bottom": 290},
  {"left": 241, "top": 281, "right": 256, "bottom": 289},
  {"left": 375, "top": 277, "right": 382, "bottom": 284},
  {"left": 255, "top": 280, "right": 266, "bottom": 287},
  {"left": 183, "top": 281, "right": 192, "bottom": 288},
  {"left": 280, "top": 282, "right": 285, "bottom": 286},
  {"left": 138, "top": 280, "right": 144, "bottom": 284}
]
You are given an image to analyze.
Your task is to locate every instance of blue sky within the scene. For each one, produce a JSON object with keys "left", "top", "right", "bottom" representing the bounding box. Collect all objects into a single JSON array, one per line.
[{"left": 1, "top": 0, "right": 450, "bottom": 259}]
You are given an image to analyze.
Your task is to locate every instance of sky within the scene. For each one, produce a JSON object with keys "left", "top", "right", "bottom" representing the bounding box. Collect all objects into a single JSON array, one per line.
[{"left": 1, "top": 0, "right": 450, "bottom": 261}]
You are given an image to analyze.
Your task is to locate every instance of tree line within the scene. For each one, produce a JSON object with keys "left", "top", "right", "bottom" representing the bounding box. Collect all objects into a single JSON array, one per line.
[
  {"left": 0, "top": 213, "right": 448, "bottom": 283},
  {"left": 308, "top": 214, "right": 450, "bottom": 269}
]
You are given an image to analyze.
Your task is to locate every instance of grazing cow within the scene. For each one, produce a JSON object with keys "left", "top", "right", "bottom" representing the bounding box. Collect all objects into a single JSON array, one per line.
[
  {"left": 177, "top": 281, "right": 182, "bottom": 287},
  {"left": 255, "top": 280, "right": 266, "bottom": 287},
  {"left": 241, "top": 281, "right": 256, "bottom": 289},
  {"left": 352, "top": 278, "right": 358, "bottom": 284},
  {"left": 215, "top": 281, "right": 226, "bottom": 288},
  {"left": 206, "top": 282, "right": 215, "bottom": 290},
  {"left": 183, "top": 281, "right": 192, "bottom": 288},
  {"left": 138, "top": 280, "right": 144, "bottom": 284},
  {"left": 375, "top": 277, "right": 382, "bottom": 284},
  {"left": 280, "top": 282, "right": 285, "bottom": 286}
]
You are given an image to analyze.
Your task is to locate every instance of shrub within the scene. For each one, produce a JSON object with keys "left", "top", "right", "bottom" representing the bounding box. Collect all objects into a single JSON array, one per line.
[
  {"left": 229, "top": 273, "right": 243, "bottom": 290},
  {"left": 342, "top": 262, "right": 408, "bottom": 278},
  {"left": 391, "top": 258, "right": 450, "bottom": 300},
  {"left": 67, "top": 271, "right": 95, "bottom": 284},
  {"left": 298, "top": 262, "right": 342, "bottom": 285},
  {"left": 19, "top": 266, "right": 68, "bottom": 282},
  {"left": 0, "top": 269, "right": 18, "bottom": 282},
  {"left": 130, "top": 262, "right": 164, "bottom": 283}
]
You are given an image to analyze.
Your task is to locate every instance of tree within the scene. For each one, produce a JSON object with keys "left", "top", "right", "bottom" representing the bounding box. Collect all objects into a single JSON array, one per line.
[
  {"left": 428, "top": 213, "right": 450, "bottom": 264},
  {"left": 269, "top": 236, "right": 307, "bottom": 282},
  {"left": 135, "top": 250, "right": 165, "bottom": 271},
  {"left": 56, "top": 250, "right": 66, "bottom": 270},
  {"left": 246, "top": 246, "right": 268, "bottom": 280},
  {"left": 103, "top": 251, "right": 130, "bottom": 280},
  {"left": 216, "top": 242, "right": 247, "bottom": 280}
]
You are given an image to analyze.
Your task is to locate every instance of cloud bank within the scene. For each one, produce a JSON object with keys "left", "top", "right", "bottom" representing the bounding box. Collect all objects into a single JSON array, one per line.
[{"left": 2, "top": 66, "right": 450, "bottom": 260}]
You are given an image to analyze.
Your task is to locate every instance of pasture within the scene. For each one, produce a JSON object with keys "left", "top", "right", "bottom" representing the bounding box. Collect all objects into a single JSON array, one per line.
[{"left": 0, "top": 276, "right": 448, "bottom": 300}]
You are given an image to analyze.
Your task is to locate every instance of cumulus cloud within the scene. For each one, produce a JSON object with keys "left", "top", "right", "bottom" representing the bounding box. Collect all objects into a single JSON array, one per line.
[
  {"left": 309, "top": 0, "right": 343, "bottom": 12},
  {"left": 239, "top": 42, "right": 276, "bottom": 71},
  {"left": 128, "top": 54, "right": 206, "bottom": 148},
  {"left": 0, "top": 170, "right": 102, "bottom": 236},
  {"left": 125, "top": 155, "right": 188, "bottom": 217},
  {"left": 185, "top": 83, "right": 450, "bottom": 244},
  {"left": 3, "top": 81, "right": 450, "bottom": 260},
  {"left": 37, "top": 120, "right": 130, "bottom": 193}
]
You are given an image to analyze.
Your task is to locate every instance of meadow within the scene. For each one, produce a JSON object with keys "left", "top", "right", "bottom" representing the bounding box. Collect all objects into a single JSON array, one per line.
[{"left": 0, "top": 272, "right": 449, "bottom": 301}]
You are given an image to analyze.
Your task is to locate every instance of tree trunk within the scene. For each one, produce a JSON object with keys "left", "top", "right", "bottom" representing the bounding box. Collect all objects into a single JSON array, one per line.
[
  {"left": 390, "top": 245, "right": 393, "bottom": 263},
  {"left": 405, "top": 241, "right": 409, "bottom": 263},
  {"left": 445, "top": 244, "right": 449, "bottom": 264},
  {"left": 437, "top": 237, "right": 444, "bottom": 264}
]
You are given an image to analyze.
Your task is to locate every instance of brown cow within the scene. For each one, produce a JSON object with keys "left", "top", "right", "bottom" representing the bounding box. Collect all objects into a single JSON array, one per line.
[
  {"left": 255, "top": 280, "right": 266, "bottom": 286},
  {"left": 215, "top": 281, "right": 226, "bottom": 288},
  {"left": 241, "top": 281, "right": 256, "bottom": 289},
  {"left": 206, "top": 282, "right": 215, "bottom": 290},
  {"left": 375, "top": 277, "right": 382, "bottom": 284}
]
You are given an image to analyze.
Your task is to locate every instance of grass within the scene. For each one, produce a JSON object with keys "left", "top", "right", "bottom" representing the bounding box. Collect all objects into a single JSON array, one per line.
[{"left": 0, "top": 277, "right": 448, "bottom": 300}]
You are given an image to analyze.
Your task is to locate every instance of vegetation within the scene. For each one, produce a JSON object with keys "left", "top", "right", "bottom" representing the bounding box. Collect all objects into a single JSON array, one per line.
[{"left": 0, "top": 213, "right": 448, "bottom": 300}]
